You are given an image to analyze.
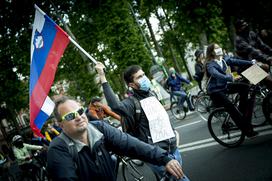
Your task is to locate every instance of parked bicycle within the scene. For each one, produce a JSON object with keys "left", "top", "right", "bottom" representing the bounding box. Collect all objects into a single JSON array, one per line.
[{"left": 207, "top": 80, "right": 272, "bottom": 148}]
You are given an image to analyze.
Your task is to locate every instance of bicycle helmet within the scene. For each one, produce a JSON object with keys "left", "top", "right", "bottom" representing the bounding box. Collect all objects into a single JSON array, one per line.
[{"left": 12, "top": 135, "right": 22, "bottom": 144}]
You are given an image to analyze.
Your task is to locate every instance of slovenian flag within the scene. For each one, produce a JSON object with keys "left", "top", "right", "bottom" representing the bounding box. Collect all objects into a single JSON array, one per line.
[{"left": 30, "top": 5, "right": 70, "bottom": 137}]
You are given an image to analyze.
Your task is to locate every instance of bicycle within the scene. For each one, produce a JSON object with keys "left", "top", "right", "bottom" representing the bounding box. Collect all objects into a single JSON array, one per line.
[
  {"left": 170, "top": 93, "right": 187, "bottom": 120},
  {"left": 190, "top": 89, "right": 205, "bottom": 108},
  {"left": 32, "top": 149, "right": 50, "bottom": 181},
  {"left": 169, "top": 88, "right": 195, "bottom": 120},
  {"left": 207, "top": 81, "right": 272, "bottom": 148},
  {"left": 262, "top": 91, "right": 272, "bottom": 124},
  {"left": 194, "top": 92, "right": 213, "bottom": 120},
  {"left": 111, "top": 124, "right": 177, "bottom": 181},
  {"left": 116, "top": 156, "right": 158, "bottom": 181},
  {"left": 0, "top": 158, "right": 17, "bottom": 181}
]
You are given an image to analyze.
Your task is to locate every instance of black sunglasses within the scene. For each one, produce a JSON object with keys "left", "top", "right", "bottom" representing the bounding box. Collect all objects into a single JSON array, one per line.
[{"left": 61, "top": 107, "right": 85, "bottom": 121}]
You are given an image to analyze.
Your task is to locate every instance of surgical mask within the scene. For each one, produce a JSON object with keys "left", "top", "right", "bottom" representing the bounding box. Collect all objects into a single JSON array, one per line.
[
  {"left": 214, "top": 48, "right": 223, "bottom": 56},
  {"left": 138, "top": 75, "right": 151, "bottom": 92}
]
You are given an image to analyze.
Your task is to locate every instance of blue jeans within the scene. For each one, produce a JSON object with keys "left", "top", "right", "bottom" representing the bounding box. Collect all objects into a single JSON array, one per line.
[
  {"left": 172, "top": 91, "right": 194, "bottom": 110},
  {"left": 148, "top": 148, "right": 190, "bottom": 181}
]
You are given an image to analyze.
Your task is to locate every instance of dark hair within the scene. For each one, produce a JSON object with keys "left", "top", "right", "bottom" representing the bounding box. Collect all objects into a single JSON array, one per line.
[
  {"left": 90, "top": 96, "right": 101, "bottom": 104},
  {"left": 123, "top": 65, "right": 142, "bottom": 85},
  {"left": 195, "top": 49, "right": 203, "bottom": 58},
  {"left": 53, "top": 96, "right": 76, "bottom": 121},
  {"left": 206, "top": 43, "right": 216, "bottom": 62},
  {"left": 235, "top": 19, "right": 246, "bottom": 30}
]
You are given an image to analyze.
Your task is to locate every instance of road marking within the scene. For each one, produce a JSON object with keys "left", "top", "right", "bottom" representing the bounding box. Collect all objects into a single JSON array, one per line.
[
  {"left": 178, "top": 125, "right": 272, "bottom": 153},
  {"left": 178, "top": 137, "right": 216, "bottom": 149},
  {"left": 175, "top": 120, "right": 202, "bottom": 129},
  {"left": 197, "top": 112, "right": 208, "bottom": 121}
]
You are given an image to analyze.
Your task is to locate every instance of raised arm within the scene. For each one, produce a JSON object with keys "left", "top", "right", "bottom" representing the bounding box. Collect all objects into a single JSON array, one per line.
[
  {"left": 92, "top": 121, "right": 184, "bottom": 180},
  {"left": 95, "top": 62, "right": 134, "bottom": 117}
]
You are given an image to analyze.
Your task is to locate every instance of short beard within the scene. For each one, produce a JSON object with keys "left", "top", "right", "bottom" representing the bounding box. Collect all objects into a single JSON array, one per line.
[{"left": 76, "top": 126, "right": 87, "bottom": 133}]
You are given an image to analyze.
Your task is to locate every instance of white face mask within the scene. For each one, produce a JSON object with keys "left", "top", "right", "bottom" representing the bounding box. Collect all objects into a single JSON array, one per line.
[{"left": 214, "top": 48, "right": 223, "bottom": 56}]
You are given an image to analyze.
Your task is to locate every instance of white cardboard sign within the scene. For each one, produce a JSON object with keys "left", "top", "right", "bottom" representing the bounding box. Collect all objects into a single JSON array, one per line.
[
  {"left": 241, "top": 64, "right": 268, "bottom": 85},
  {"left": 140, "top": 96, "right": 175, "bottom": 143}
]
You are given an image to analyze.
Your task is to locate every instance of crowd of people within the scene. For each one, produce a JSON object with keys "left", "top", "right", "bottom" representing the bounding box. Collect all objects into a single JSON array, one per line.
[{"left": 1, "top": 18, "right": 272, "bottom": 181}]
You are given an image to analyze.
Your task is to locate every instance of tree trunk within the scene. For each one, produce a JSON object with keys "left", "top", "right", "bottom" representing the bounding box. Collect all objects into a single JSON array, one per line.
[
  {"left": 198, "top": 30, "right": 208, "bottom": 48},
  {"left": 128, "top": 3, "right": 156, "bottom": 64},
  {"left": 155, "top": 9, "right": 180, "bottom": 74},
  {"left": 145, "top": 17, "right": 163, "bottom": 58},
  {"left": 162, "top": 8, "right": 193, "bottom": 80}
]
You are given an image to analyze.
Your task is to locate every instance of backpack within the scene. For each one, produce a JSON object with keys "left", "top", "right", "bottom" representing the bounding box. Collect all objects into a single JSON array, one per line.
[
  {"left": 121, "top": 96, "right": 141, "bottom": 134},
  {"left": 202, "top": 65, "right": 211, "bottom": 93}
]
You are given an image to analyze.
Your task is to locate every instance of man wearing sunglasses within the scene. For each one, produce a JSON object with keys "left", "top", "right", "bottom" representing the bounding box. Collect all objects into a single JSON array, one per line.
[{"left": 47, "top": 96, "right": 184, "bottom": 181}]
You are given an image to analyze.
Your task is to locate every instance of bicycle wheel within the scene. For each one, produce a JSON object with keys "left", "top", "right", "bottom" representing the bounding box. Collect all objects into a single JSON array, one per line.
[
  {"left": 120, "top": 159, "right": 157, "bottom": 181},
  {"left": 190, "top": 95, "right": 197, "bottom": 107},
  {"left": 170, "top": 102, "right": 186, "bottom": 120},
  {"left": 191, "top": 91, "right": 204, "bottom": 107},
  {"left": 195, "top": 95, "right": 211, "bottom": 113},
  {"left": 251, "top": 95, "right": 266, "bottom": 126},
  {"left": 262, "top": 92, "right": 272, "bottom": 125},
  {"left": 208, "top": 108, "right": 245, "bottom": 148}
]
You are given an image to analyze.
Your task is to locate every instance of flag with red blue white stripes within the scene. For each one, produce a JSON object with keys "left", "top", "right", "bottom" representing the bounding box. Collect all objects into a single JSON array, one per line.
[{"left": 30, "top": 5, "right": 69, "bottom": 137}]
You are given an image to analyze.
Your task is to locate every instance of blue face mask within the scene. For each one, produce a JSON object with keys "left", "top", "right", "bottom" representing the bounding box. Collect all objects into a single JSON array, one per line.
[{"left": 138, "top": 76, "right": 151, "bottom": 92}]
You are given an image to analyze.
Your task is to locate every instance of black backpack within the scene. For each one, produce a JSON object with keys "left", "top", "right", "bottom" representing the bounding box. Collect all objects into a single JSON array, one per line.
[{"left": 121, "top": 96, "right": 141, "bottom": 134}]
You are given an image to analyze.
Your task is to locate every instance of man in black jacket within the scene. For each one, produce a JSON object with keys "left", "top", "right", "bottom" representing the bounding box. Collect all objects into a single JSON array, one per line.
[
  {"left": 235, "top": 19, "right": 272, "bottom": 64},
  {"left": 47, "top": 96, "right": 184, "bottom": 181},
  {"left": 235, "top": 19, "right": 272, "bottom": 90},
  {"left": 95, "top": 62, "right": 190, "bottom": 181}
]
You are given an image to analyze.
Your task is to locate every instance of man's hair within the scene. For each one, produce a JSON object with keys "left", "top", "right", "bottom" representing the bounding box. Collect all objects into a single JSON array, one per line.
[
  {"left": 90, "top": 96, "right": 101, "bottom": 104},
  {"left": 54, "top": 96, "right": 76, "bottom": 122},
  {"left": 123, "top": 65, "right": 142, "bottom": 85}
]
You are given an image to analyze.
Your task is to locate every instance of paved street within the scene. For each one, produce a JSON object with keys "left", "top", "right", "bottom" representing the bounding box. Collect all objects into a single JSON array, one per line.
[{"left": 171, "top": 110, "right": 272, "bottom": 181}]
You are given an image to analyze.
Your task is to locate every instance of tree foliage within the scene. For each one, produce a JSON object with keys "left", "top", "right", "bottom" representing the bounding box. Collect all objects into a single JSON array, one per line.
[{"left": 1, "top": 0, "right": 272, "bottom": 128}]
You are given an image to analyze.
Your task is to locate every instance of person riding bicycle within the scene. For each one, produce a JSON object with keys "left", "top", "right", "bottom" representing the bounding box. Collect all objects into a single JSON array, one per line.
[
  {"left": 47, "top": 96, "right": 184, "bottom": 181},
  {"left": 88, "top": 96, "right": 121, "bottom": 122},
  {"left": 12, "top": 134, "right": 43, "bottom": 180},
  {"left": 194, "top": 49, "right": 205, "bottom": 92},
  {"left": 95, "top": 62, "right": 190, "bottom": 181},
  {"left": 166, "top": 67, "right": 194, "bottom": 111},
  {"left": 205, "top": 43, "right": 258, "bottom": 138},
  {"left": 235, "top": 19, "right": 272, "bottom": 90}
]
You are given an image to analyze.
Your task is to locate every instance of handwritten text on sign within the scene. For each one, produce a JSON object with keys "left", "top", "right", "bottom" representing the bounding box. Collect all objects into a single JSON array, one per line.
[{"left": 140, "top": 96, "right": 175, "bottom": 143}]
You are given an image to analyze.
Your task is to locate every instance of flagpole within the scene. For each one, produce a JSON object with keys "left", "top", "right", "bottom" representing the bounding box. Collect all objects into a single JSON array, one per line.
[{"left": 68, "top": 36, "right": 98, "bottom": 65}]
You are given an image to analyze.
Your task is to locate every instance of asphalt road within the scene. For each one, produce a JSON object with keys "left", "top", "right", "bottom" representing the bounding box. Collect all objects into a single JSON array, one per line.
[{"left": 171, "top": 110, "right": 272, "bottom": 181}]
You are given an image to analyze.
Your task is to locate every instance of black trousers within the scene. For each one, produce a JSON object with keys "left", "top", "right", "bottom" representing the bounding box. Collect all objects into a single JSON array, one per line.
[{"left": 210, "top": 82, "right": 253, "bottom": 133}]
